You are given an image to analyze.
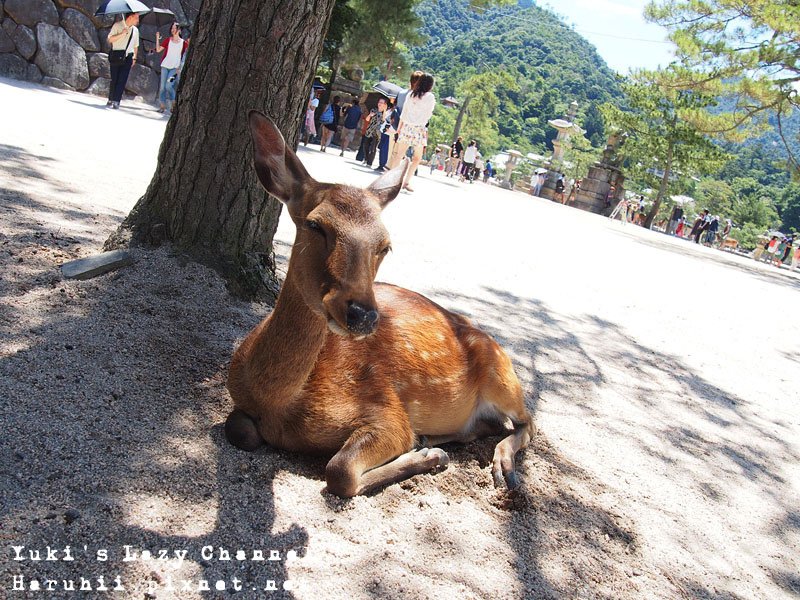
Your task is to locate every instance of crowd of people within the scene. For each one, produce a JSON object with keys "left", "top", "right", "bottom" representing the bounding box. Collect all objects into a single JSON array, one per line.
[
  {"left": 301, "top": 70, "right": 495, "bottom": 191},
  {"left": 753, "top": 233, "right": 798, "bottom": 269}
]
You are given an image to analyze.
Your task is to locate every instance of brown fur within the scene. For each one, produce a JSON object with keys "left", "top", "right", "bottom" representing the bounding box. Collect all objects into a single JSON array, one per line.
[{"left": 226, "top": 112, "right": 534, "bottom": 497}]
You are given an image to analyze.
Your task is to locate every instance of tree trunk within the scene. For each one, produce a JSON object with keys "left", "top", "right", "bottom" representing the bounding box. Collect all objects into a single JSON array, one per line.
[
  {"left": 644, "top": 141, "right": 674, "bottom": 229},
  {"left": 452, "top": 95, "right": 471, "bottom": 145},
  {"left": 106, "top": 0, "right": 337, "bottom": 299}
]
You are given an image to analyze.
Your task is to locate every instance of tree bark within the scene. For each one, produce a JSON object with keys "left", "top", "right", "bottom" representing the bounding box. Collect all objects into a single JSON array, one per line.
[
  {"left": 452, "top": 95, "right": 471, "bottom": 145},
  {"left": 106, "top": 0, "right": 337, "bottom": 299},
  {"left": 645, "top": 140, "right": 674, "bottom": 229}
]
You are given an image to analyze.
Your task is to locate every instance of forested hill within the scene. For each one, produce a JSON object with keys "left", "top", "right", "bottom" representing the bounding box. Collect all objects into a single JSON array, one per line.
[{"left": 409, "top": 0, "right": 621, "bottom": 150}]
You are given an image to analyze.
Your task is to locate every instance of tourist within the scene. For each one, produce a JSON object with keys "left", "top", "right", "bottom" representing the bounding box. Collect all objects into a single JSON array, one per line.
[
  {"left": 675, "top": 216, "right": 686, "bottom": 237},
  {"left": 609, "top": 194, "right": 628, "bottom": 225},
  {"left": 106, "top": 13, "right": 140, "bottom": 110},
  {"left": 459, "top": 140, "right": 478, "bottom": 182},
  {"left": 473, "top": 155, "right": 484, "bottom": 183},
  {"left": 772, "top": 237, "right": 788, "bottom": 266},
  {"left": 693, "top": 209, "right": 711, "bottom": 244},
  {"left": 339, "top": 97, "right": 362, "bottom": 156},
  {"left": 429, "top": 148, "right": 444, "bottom": 174},
  {"left": 605, "top": 184, "right": 616, "bottom": 208},
  {"left": 791, "top": 245, "right": 800, "bottom": 271},
  {"left": 554, "top": 173, "right": 566, "bottom": 203},
  {"left": 780, "top": 234, "right": 794, "bottom": 264},
  {"left": 355, "top": 104, "right": 376, "bottom": 161},
  {"left": 376, "top": 99, "right": 395, "bottom": 171},
  {"left": 171, "top": 27, "right": 190, "bottom": 90},
  {"left": 319, "top": 95, "right": 341, "bottom": 152},
  {"left": 362, "top": 97, "right": 386, "bottom": 167},
  {"left": 448, "top": 136, "right": 463, "bottom": 177},
  {"left": 636, "top": 196, "right": 646, "bottom": 225},
  {"left": 720, "top": 218, "right": 733, "bottom": 242},
  {"left": 566, "top": 178, "right": 581, "bottom": 204},
  {"left": 151, "top": 23, "right": 188, "bottom": 115},
  {"left": 667, "top": 205, "right": 684, "bottom": 235},
  {"left": 388, "top": 73, "right": 436, "bottom": 191},
  {"left": 303, "top": 88, "right": 322, "bottom": 146},
  {"left": 704, "top": 215, "right": 720, "bottom": 246},
  {"left": 531, "top": 172, "right": 545, "bottom": 196},
  {"left": 483, "top": 160, "right": 493, "bottom": 183},
  {"left": 388, "top": 71, "right": 423, "bottom": 166}
]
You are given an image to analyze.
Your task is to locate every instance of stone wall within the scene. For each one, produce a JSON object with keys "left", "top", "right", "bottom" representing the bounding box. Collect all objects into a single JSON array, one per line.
[{"left": 0, "top": 0, "right": 196, "bottom": 102}]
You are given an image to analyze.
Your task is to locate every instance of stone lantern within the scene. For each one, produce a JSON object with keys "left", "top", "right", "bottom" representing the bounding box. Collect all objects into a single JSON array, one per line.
[
  {"left": 500, "top": 150, "right": 523, "bottom": 189},
  {"left": 539, "top": 101, "right": 584, "bottom": 200}
]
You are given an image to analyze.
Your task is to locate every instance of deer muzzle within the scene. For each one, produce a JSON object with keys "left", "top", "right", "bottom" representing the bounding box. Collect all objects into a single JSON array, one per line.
[{"left": 345, "top": 301, "right": 380, "bottom": 336}]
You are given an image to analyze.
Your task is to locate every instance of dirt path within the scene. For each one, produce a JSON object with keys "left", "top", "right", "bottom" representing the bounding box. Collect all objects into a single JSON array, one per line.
[{"left": 1, "top": 77, "right": 798, "bottom": 599}]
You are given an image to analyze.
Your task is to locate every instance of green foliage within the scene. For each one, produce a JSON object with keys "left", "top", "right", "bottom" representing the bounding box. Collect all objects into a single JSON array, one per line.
[
  {"left": 332, "top": 0, "right": 424, "bottom": 77},
  {"left": 562, "top": 132, "right": 600, "bottom": 182},
  {"left": 410, "top": 0, "right": 619, "bottom": 152},
  {"left": 729, "top": 177, "right": 780, "bottom": 230},
  {"left": 427, "top": 103, "right": 457, "bottom": 153},
  {"left": 323, "top": 0, "right": 358, "bottom": 71},
  {"left": 456, "top": 70, "right": 519, "bottom": 155},
  {"left": 695, "top": 179, "right": 735, "bottom": 217},
  {"left": 732, "top": 222, "right": 768, "bottom": 251},
  {"left": 602, "top": 68, "right": 729, "bottom": 226},
  {"left": 779, "top": 184, "right": 800, "bottom": 233},
  {"left": 645, "top": 0, "right": 800, "bottom": 173}
]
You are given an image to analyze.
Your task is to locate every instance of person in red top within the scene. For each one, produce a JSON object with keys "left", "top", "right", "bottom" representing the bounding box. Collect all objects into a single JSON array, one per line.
[{"left": 151, "top": 23, "right": 188, "bottom": 114}]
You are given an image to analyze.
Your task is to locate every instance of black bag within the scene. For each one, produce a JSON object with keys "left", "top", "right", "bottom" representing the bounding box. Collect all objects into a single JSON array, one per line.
[{"left": 108, "top": 29, "right": 133, "bottom": 66}]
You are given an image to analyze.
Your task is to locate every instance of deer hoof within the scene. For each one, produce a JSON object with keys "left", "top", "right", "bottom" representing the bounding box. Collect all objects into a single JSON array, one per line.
[
  {"left": 492, "top": 466, "right": 521, "bottom": 491},
  {"left": 225, "top": 409, "right": 264, "bottom": 451},
  {"left": 504, "top": 470, "right": 521, "bottom": 491},
  {"left": 422, "top": 447, "right": 449, "bottom": 473}
]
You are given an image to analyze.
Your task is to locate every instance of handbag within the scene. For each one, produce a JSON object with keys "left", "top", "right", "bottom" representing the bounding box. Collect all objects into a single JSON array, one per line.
[
  {"left": 320, "top": 105, "right": 334, "bottom": 125},
  {"left": 108, "top": 29, "right": 134, "bottom": 66}
]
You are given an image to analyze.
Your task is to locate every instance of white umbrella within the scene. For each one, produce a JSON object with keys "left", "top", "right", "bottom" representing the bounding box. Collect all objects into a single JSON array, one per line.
[{"left": 95, "top": 0, "right": 150, "bottom": 16}]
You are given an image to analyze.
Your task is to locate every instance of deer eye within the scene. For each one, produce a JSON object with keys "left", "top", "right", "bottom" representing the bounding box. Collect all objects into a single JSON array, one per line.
[
  {"left": 378, "top": 244, "right": 392, "bottom": 257},
  {"left": 306, "top": 220, "right": 324, "bottom": 235}
]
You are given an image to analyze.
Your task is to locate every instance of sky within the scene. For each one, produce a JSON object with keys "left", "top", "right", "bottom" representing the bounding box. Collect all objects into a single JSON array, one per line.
[{"left": 539, "top": 0, "right": 678, "bottom": 74}]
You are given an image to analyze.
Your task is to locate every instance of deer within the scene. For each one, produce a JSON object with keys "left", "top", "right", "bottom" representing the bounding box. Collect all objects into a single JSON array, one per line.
[{"left": 225, "top": 111, "right": 534, "bottom": 498}]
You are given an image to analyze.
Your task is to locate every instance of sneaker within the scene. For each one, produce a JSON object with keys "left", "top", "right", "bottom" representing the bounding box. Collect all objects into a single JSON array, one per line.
[
  {"left": 111, "top": 102, "right": 120, "bottom": 109},
  {"left": 106, "top": 101, "right": 113, "bottom": 108}
]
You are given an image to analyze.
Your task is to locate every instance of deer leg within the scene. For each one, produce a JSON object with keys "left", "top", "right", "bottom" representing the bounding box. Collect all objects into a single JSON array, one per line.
[
  {"left": 224, "top": 409, "right": 265, "bottom": 451},
  {"left": 325, "top": 423, "right": 449, "bottom": 498},
  {"left": 419, "top": 416, "right": 509, "bottom": 447},
  {"left": 491, "top": 419, "right": 534, "bottom": 490}
]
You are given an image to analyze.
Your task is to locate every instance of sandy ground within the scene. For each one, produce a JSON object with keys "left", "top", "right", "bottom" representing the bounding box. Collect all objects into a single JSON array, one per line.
[{"left": 1, "top": 77, "right": 799, "bottom": 600}]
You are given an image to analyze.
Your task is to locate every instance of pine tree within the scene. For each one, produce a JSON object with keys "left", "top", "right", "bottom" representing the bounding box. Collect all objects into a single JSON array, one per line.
[
  {"left": 646, "top": 0, "right": 800, "bottom": 171},
  {"left": 602, "top": 69, "right": 728, "bottom": 228}
]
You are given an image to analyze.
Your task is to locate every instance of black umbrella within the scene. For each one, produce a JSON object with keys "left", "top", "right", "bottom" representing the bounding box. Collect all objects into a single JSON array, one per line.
[
  {"left": 140, "top": 7, "right": 177, "bottom": 28},
  {"left": 94, "top": 0, "right": 151, "bottom": 16},
  {"left": 372, "top": 81, "right": 405, "bottom": 100}
]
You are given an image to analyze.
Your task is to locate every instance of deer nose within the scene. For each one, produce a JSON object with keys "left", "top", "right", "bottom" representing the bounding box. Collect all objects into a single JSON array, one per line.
[{"left": 346, "top": 301, "right": 380, "bottom": 335}]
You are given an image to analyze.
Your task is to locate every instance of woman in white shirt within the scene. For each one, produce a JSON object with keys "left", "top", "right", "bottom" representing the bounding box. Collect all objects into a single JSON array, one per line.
[
  {"left": 152, "top": 23, "right": 188, "bottom": 114},
  {"left": 388, "top": 73, "right": 436, "bottom": 191}
]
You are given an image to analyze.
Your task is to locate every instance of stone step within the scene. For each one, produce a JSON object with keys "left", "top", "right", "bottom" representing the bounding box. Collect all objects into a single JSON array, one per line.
[{"left": 61, "top": 250, "right": 133, "bottom": 280}]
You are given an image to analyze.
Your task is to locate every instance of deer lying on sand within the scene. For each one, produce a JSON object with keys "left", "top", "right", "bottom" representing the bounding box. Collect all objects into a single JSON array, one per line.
[{"left": 225, "top": 112, "right": 534, "bottom": 497}]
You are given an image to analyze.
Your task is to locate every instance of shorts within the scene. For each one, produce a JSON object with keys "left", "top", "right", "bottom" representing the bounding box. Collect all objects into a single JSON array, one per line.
[{"left": 396, "top": 122, "right": 427, "bottom": 147}]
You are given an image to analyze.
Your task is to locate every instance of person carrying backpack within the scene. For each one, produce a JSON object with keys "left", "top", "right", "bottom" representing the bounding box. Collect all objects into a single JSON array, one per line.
[{"left": 319, "top": 95, "right": 341, "bottom": 152}]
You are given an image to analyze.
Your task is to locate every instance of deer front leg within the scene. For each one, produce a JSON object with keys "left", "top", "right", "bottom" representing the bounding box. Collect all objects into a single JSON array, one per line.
[{"left": 325, "top": 421, "right": 449, "bottom": 498}]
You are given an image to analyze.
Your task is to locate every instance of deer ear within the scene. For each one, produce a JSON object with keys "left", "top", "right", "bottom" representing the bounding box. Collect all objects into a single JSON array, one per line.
[
  {"left": 248, "top": 110, "right": 311, "bottom": 205},
  {"left": 367, "top": 159, "right": 409, "bottom": 208}
]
